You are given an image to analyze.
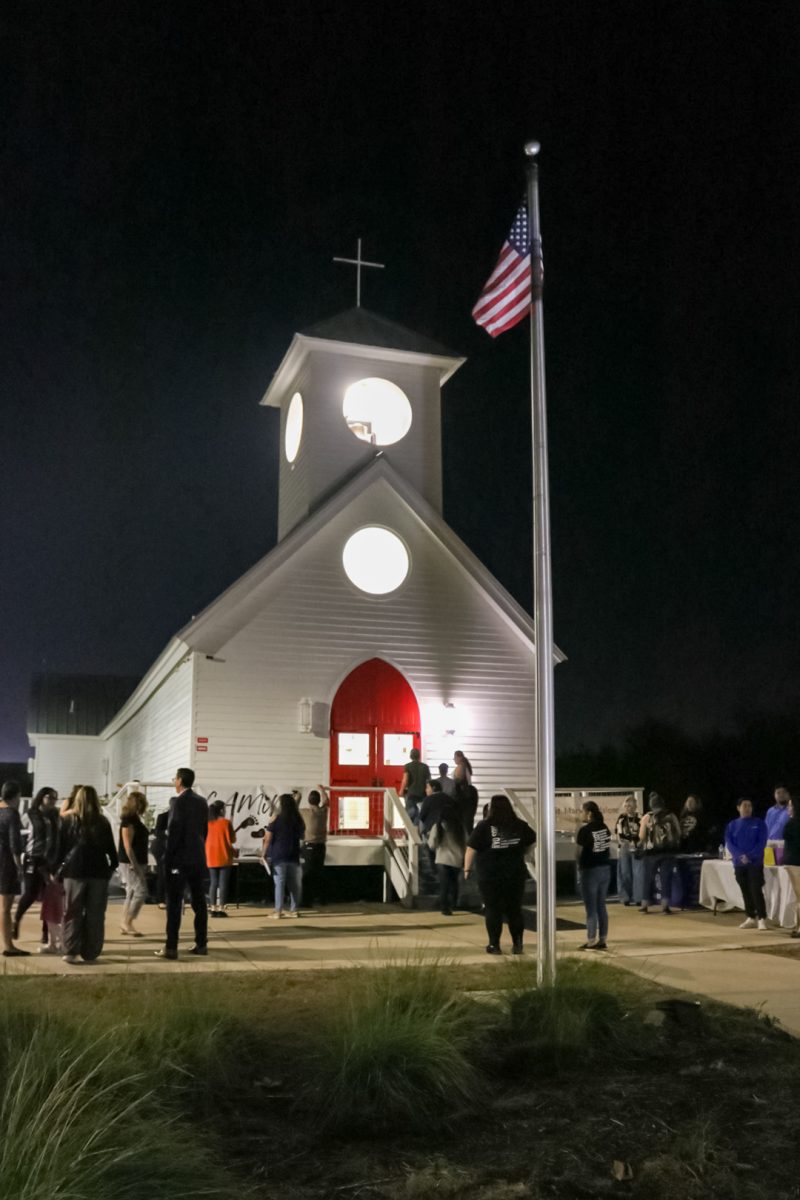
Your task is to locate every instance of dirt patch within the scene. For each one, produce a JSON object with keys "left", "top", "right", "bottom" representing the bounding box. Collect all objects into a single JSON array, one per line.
[{"left": 742, "top": 942, "right": 800, "bottom": 961}]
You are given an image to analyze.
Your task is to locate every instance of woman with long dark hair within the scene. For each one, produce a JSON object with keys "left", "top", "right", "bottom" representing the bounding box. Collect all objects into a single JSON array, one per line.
[
  {"left": 464, "top": 793, "right": 535, "bottom": 955},
  {"left": 60, "top": 785, "right": 118, "bottom": 964},
  {"left": 576, "top": 800, "right": 612, "bottom": 950},
  {"left": 453, "top": 751, "right": 478, "bottom": 833},
  {"left": 13, "top": 786, "right": 57, "bottom": 942},
  {"left": 262, "top": 793, "right": 305, "bottom": 919}
]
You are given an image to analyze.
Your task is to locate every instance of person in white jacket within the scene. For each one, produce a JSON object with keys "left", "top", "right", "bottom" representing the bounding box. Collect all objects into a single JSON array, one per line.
[{"left": 427, "top": 797, "right": 466, "bottom": 915}]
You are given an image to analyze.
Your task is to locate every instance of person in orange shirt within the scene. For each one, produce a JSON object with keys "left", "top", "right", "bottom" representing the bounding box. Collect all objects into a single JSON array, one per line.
[{"left": 206, "top": 800, "right": 237, "bottom": 917}]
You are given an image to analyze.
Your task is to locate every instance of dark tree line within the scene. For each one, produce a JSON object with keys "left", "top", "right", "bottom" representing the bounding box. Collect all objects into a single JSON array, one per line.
[{"left": 557, "top": 706, "right": 800, "bottom": 832}]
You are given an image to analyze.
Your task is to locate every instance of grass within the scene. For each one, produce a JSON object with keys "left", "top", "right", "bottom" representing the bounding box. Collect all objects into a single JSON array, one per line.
[
  {"left": 311, "top": 955, "right": 481, "bottom": 1132},
  {"left": 0, "top": 958, "right": 797, "bottom": 1198},
  {"left": 0, "top": 1022, "right": 238, "bottom": 1200}
]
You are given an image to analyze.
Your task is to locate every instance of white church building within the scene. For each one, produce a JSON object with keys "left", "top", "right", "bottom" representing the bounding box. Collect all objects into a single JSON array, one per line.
[{"left": 29, "top": 308, "right": 575, "bottom": 870}]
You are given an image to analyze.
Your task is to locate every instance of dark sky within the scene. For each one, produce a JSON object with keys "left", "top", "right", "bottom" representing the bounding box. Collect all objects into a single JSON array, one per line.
[{"left": 3, "top": 2, "right": 800, "bottom": 760}]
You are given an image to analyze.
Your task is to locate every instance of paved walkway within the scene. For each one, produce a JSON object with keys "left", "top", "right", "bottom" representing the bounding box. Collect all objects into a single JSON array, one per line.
[{"left": 4, "top": 899, "right": 799, "bottom": 1034}]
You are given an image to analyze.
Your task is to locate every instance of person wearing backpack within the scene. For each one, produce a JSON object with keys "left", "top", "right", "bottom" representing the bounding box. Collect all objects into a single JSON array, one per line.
[{"left": 635, "top": 793, "right": 681, "bottom": 914}]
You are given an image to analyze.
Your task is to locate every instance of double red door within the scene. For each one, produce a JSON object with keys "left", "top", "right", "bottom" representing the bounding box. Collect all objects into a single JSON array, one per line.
[{"left": 329, "top": 658, "right": 420, "bottom": 835}]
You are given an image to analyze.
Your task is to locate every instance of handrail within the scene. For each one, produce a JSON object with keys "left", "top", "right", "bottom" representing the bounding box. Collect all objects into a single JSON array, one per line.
[
  {"left": 108, "top": 780, "right": 174, "bottom": 820},
  {"left": 381, "top": 788, "right": 420, "bottom": 905}
]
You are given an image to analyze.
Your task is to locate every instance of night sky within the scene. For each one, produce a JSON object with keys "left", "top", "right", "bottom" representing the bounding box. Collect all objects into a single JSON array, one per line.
[{"left": 3, "top": 3, "right": 800, "bottom": 760}]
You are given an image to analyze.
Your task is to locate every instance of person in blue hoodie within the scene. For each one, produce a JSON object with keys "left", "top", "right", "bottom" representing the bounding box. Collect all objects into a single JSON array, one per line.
[{"left": 725, "top": 798, "right": 769, "bottom": 930}]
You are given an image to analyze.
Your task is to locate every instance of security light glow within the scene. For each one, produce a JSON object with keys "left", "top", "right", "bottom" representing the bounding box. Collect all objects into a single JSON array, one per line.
[
  {"left": 342, "top": 526, "right": 409, "bottom": 595},
  {"left": 285, "top": 391, "right": 303, "bottom": 463},
  {"left": 343, "top": 377, "right": 412, "bottom": 446}
]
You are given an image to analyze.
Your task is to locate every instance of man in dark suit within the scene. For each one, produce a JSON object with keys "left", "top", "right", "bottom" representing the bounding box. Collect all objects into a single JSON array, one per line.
[{"left": 155, "top": 768, "right": 209, "bottom": 960}]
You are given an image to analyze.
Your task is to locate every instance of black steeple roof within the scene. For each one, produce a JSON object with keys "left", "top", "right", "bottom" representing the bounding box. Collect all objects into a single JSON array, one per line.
[{"left": 302, "top": 307, "right": 458, "bottom": 359}]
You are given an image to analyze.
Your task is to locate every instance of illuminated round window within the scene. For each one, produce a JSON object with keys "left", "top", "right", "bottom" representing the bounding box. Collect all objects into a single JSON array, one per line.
[
  {"left": 343, "top": 377, "right": 412, "bottom": 446},
  {"left": 285, "top": 392, "right": 303, "bottom": 463},
  {"left": 342, "top": 527, "right": 409, "bottom": 595}
]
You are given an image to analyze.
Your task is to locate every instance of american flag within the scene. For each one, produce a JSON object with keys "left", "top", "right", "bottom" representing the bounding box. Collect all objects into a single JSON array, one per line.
[{"left": 472, "top": 203, "right": 540, "bottom": 337}]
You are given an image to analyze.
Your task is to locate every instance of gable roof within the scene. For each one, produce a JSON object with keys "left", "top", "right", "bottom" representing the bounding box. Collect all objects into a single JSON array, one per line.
[
  {"left": 98, "top": 458, "right": 566, "bottom": 738},
  {"left": 177, "top": 456, "right": 566, "bottom": 661},
  {"left": 302, "top": 308, "right": 458, "bottom": 358},
  {"left": 260, "top": 309, "right": 465, "bottom": 408}
]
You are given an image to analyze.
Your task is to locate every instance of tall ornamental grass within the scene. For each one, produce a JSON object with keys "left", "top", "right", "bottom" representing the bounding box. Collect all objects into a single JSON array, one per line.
[
  {"left": 311, "top": 957, "right": 481, "bottom": 1133},
  {"left": 0, "top": 1025, "right": 238, "bottom": 1200}
]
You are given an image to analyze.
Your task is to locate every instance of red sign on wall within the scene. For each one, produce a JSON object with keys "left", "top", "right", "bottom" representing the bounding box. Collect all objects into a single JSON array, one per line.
[
  {"left": 196, "top": 745, "right": 208, "bottom": 752},
  {"left": 196, "top": 737, "right": 209, "bottom": 744}
]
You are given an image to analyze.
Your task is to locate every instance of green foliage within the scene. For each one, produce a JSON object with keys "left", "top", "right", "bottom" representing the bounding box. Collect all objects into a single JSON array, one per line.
[
  {"left": 488, "top": 964, "right": 638, "bottom": 1078},
  {"left": 0, "top": 1022, "right": 237, "bottom": 1200},
  {"left": 311, "top": 958, "right": 480, "bottom": 1133}
]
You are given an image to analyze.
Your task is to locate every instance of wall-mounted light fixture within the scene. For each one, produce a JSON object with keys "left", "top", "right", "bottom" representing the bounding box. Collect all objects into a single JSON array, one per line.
[
  {"left": 298, "top": 697, "right": 313, "bottom": 734},
  {"left": 442, "top": 701, "right": 456, "bottom": 737}
]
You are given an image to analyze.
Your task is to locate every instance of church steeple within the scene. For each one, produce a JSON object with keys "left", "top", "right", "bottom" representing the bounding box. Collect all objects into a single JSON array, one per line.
[{"left": 260, "top": 309, "right": 465, "bottom": 541}]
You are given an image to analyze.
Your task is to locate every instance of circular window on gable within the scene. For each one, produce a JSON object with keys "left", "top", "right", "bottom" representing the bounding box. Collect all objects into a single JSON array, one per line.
[
  {"left": 343, "top": 377, "right": 412, "bottom": 446},
  {"left": 342, "top": 526, "right": 410, "bottom": 595},
  {"left": 285, "top": 391, "right": 303, "bottom": 463}
]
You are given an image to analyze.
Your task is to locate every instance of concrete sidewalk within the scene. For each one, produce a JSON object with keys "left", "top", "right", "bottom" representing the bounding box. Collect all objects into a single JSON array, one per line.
[{"left": 4, "top": 899, "right": 799, "bottom": 1034}]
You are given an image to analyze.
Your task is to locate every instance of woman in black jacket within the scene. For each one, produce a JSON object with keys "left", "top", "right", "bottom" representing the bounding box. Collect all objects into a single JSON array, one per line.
[
  {"left": 60, "top": 786, "right": 118, "bottom": 965},
  {"left": 464, "top": 793, "right": 535, "bottom": 955},
  {"left": 13, "top": 786, "right": 57, "bottom": 942}
]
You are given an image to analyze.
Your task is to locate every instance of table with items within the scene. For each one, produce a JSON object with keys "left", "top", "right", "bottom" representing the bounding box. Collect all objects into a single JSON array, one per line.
[{"left": 699, "top": 858, "right": 798, "bottom": 928}]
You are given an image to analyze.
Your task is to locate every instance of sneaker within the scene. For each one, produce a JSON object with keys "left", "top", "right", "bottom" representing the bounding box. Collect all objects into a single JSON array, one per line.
[
  {"left": 269, "top": 912, "right": 284, "bottom": 920},
  {"left": 285, "top": 911, "right": 300, "bottom": 919},
  {"left": 485, "top": 944, "right": 502, "bottom": 955},
  {"left": 757, "top": 919, "right": 768, "bottom": 931},
  {"left": 154, "top": 948, "right": 178, "bottom": 960},
  {"left": 3, "top": 947, "right": 31, "bottom": 957},
  {"left": 62, "top": 954, "right": 80, "bottom": 964},
  {"left": 577, "top": 942, "right": 595, "bottom": 951},
  {"left": 37, "top": 943, "right": 58, "bottom": 955},
  {"left": 588, "top": 941, "right": 608, "bottom": 951},
  {"left": 189, "top": 945, "right": 208, "bottom": 956},
  {"left": 638, "top": 905, "right": 649, "bottom": 913},
  {"left": 441, "top": 908, "right": 453, "bottom": 916},
  {"left": 216, "top": 910, "right": 229, "bottom": 918},
  {"left": 790, "top": 930, "right": 800, "bottom": 939},
  {"left": 511, "top": 941, "right": 524, "bottom": 955},
  {"left": 661, "top": 907, "right": 672, "bottom": 915},
  {"left": 739, "top": 917, "right": 756, "bottom": 929}
]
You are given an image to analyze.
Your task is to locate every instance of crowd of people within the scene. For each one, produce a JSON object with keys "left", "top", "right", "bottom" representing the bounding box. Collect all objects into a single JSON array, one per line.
[
  {"left": 3, "top": 760, "right": 799, "bottom": 964},
  {"left": 574, "top": 784, "right": 800, "bottom": 950}
]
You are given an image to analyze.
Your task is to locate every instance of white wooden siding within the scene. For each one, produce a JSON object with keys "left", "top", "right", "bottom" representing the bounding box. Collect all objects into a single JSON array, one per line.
[
  {"left": 192, "top": 479, "right": 535, "bottom": 802},
  {"left": 29, "top": 735, "right": 106, "bottom": 798},
  {"left": 106, "top": 656, "right": 194, "bottom": 787}
]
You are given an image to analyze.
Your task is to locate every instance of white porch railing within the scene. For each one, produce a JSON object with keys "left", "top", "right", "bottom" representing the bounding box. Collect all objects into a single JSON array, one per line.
[
  {"left": 381, "top": 787, "right": 421, "bottom": 906},
  {"left": 107, "top": 780, "right": 176, "bottom": 818},
  {"left": 506, "top": 786, "right": 645, "bottom": 834}
]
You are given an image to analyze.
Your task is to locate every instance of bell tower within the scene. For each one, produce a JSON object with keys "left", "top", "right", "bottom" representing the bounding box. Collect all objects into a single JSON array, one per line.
[{"left": 260, "top": 308, "right": 465, "bottom": 541}]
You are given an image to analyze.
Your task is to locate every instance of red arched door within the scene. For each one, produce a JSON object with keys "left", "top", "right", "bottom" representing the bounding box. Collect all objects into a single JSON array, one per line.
[{"left": 329, "top": 658, "right": 420, "bottom": 836}]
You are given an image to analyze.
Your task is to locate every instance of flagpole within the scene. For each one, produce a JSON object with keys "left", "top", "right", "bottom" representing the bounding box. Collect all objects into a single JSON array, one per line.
[{"left": 524, "top": 141, "right": 557, "bottom": 988}]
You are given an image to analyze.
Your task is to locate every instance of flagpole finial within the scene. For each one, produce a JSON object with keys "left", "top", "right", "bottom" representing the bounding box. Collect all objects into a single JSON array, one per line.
[{"left": 524, "top": 140, "right": 541, "bottom": 157}]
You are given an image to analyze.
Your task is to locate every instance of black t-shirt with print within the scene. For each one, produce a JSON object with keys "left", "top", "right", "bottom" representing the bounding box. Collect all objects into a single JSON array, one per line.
[
  {"left": 467, "top": 817, "right": 535, "bottom": 882},
  {"left": 576, "top": 819, "right": 611, "bottom": 869}
]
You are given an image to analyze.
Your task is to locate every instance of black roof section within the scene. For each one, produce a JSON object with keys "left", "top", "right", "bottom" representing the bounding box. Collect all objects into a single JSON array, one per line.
[
  {"left": 29, "top": 674, "right": 139, "bottom": 736},
  {"left": 302, "top": 307, "right": 459, "bottom": 359}
]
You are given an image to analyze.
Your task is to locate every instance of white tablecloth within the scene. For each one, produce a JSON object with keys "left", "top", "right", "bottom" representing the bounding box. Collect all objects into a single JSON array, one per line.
[{"left": 699, "top": 859, "right": 798, "bottom": 928}]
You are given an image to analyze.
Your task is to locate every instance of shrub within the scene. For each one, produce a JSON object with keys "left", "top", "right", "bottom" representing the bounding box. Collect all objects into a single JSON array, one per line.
[
  {"left": 495, "top": 981, "right": 631, "bottom": 1077},
  {"left": 309, "top": 958, "right": 480, "bottom": 1133},
  {"left": 0, "top": 1025, "right": 237, "bottom": 1200}
]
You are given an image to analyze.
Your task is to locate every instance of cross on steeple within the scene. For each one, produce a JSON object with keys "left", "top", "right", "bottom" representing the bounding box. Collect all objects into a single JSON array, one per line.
[{"left": 333, "top": 238, "right": 385, "bottom": 308}]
